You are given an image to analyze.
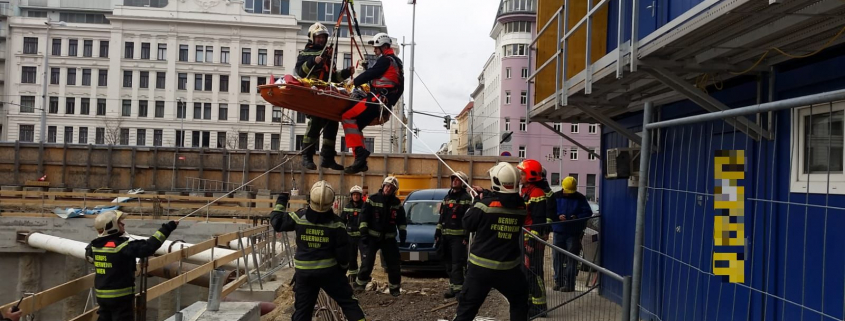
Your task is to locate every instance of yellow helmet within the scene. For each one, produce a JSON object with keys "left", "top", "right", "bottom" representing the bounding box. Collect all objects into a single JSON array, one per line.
[
  {"left": 94, "top": 210, "right": 126, "bottom": 237},
  {"left": 562, "top": 176, "right": 578, "bottom": 194}
]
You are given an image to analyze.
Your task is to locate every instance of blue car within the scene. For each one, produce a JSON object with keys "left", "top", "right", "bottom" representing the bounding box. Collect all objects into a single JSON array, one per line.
[{"left": 397, "top": 188, "right": 449, "bottom": 271}]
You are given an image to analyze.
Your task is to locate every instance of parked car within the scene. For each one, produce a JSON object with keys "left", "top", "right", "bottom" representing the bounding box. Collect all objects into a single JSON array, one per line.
[{"left": 396, "top": 188, "right": 449, "bottom": 271}]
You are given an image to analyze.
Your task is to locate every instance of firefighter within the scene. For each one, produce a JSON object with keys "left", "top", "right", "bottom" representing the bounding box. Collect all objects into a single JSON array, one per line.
[
  {"left": 84, "top": 210, "right": 178, "bottom": 321},
  {"left": 296, "top": 22, "right": 355, "bottom": 171},
  {"left": 270, "top": 181, "right": 366, "bottom": 321},
  {"left": 551, "top": 176, "right": 592, "bottom": 291},
  {"left": 516, "top": 159, "right": 554, "bottom": 317},
  {"left": 354, "top": 176, "right": 407, "bottom": 296},
  {"left": 342, "top": 33, "right": 405, "bottom": 174},
  {"left": 453, "top": 162, "right": 529, "bottom": 321},
  {"left": 436, "top": 171, "right": 473, "bottom": 299},
  {"left": 341, "top": 185, "right": 366, "bottom": 283}
]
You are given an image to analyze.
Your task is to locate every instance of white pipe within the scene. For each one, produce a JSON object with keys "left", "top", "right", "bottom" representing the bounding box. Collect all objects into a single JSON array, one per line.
[
  {"left": 128, "top": 235, "right": 261, "bottom": 270},
  {"left": 26, "top": 232, "right": 88, "bottom": 259}
]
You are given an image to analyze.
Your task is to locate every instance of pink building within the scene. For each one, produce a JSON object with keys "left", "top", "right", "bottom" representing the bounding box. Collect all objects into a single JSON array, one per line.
[{"left": 468, "top": 0, "right": 600, "bottom": 199}]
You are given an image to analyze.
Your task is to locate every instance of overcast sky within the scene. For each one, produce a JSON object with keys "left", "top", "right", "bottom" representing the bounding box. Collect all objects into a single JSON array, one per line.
[{"left": 380, "top": 0, "right": 499, "bottom": 154}]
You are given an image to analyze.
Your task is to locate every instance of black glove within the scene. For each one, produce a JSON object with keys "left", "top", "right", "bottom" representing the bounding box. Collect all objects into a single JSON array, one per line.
[
  {"left": 276, "top": 193, "right": 290, "bottom": 206},
  {"left": 162, "top": 221, "right": 178, "bottom": 233},
  {"left": 434, "top": 228, "right": 442, "bottom": 241},
  {"left": 399, "top": 229, "right": 407, "bottom": 245},
  {"left": 362, "top": 61, "right": 369, "bottom": 69}
]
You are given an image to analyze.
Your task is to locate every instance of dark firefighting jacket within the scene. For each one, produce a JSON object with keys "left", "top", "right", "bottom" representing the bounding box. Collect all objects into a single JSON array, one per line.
[
  {"left": 84, "top": 224, "right": 174, "bottom": 299},
  {"left": 437, "top": 188, "right": 474, "bottom": 237},
  {"left": 521, "top": 180, "right": 555, "bottom": 236},
  {"left": 295, "top": 42, "right": 352, "bottom": 83},
  {"left": 352, "top": 48, "right": 404, "bottom": 106},
  {"left": 462, "top": 192, "right": 528, "bottom": 270},
  {"left": 358, "top": 191, "right": 407, "bottom": 240},
  {"left": 271, "top": 205, "right": 349, "bottom": 271},
  {"left": 340, "top": 199, "right": 365, "bottom": 237}
]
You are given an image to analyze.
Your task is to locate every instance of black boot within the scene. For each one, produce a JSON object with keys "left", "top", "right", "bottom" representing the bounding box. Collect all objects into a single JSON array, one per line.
[
  {"left": 319, "top": 147, "right": 345, "bottom": 171},
  {"left": 344, "top": 147, "right": 370, "bottom": 174},
  {"left": 301, "top": 144, "right": 317, "bottom": 170}
]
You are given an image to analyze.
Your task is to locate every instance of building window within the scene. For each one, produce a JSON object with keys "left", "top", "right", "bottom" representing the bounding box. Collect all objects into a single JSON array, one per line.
[
  {"left": 203, "top": 103, "right": 212, "bottom": 120},
  {"left": 156, "top": 72, "right": 166, "bottom": 89},
  {"left": 178, "top": 73, "right": 187, "bottom": 90},
  {"left": 139, "top": 100, "right": 148, "bottom": 117},
  {"left": 19, "top": 125, "right": 35, "bottom": 142},
  {"left": 256, "top": 105, "right": 265, "bottom": 122},
  {"left": 205, "top": 74, "right": 213, "bottom": 91},
  {"left": 791, "top": 104, "right": 845, "bottom": 194},
  {"left": 217, "top": 132, "right": 227, "bottom": 148},
  {"left": 81, "top": 98, "right": 90, "bottom": 115},
  {"left": 23, "top": 37, "right": 39, "bottom": 54},
  {"left": 83, "top": 40, "right": 93, "bottom": 57},
  {"left": 157, "top": 44, "right": 167, "bottom": 60},
  {"left": 154, "top": 129, "right": 163, "bottom": 146},
  {"left": 193, "top": 103, "right": 202, "bottom": 119},
  {"left": 552, "top": 122, "right": 561, "bottom": 132},
  {"left": 254, "top": 133, "right": 264, "bottom": 150},
  {"left": 271, "top": 134, "right": 280, "bottom": 150},
  {"left": 588, "top": 148, "right": 598, "bottom": 160},
  {"left": 362, "top": 4, "right": 382, "bottom": 24},
  {"left": 49, "top": 97, "right": 59, "bottom": 114},
  {"left": 588, "top": 123, "right": 598, "bottom": 134},
  {"left": 123, "top": 70, "right": 133, "bottom": 88},
  {"left": 95, "top": 128, "right": 105, "bottom": 144},
  {"left": 219, "top": 104, "right": 228, "bottom": 120},
  {"left": 205, "top": 46, "right": 213, "bottom": 62},
  {"left": 522, "top": 67, "right": 529, "bottom": 79},
  {"left": 551, "top": 173, "right": 561, "bottom": 186},
  {"left": 119, "top": 128, "right": 130, "bottom": 145},
  {"left": 296, "top": 111, "right": 306, "bottom": 123},
  {"left": 179, "top": 45, "right": 188, "bottom": 61},
  {"left": 295, "top": 134, "right": 304, "bottom": 150},
  {"left": 221, "top": 47, "right": 230, "bottom": 64},
  {"left": 518, "top": 145, "right": 526, "bottom": 158},
  {"left": 343, "top": 53, "right": 352, "bottom": 69},
  {"left": 258, "top": 49, "right": 267, "bottom": 65},
  {"left": 155, "top": 101, "right": 165, "bottom": 118},
  {"left": 505, "top": 91, "right": 511, "bottom": 105},
  {"left": 220, "top": 75, "right": 229, "bottom": 92},
  {"left": 552, "top": 146, "right": 561, "bottom": 159},
  {"left": 97, "top": 99, "right": 106, "bottom": 115},
  {"left": 274, "top": 50, "right": 284, "bottom": 66},
  {"left": 82, "top": 69, "right": 91, "bottom": 86},
  {"left": 238, "top": 133, "right": 248, "bottom": 149},
  {"left": 240, "top": 104, "right": 250, "bottom": 121},
  {"left": 99, "top": 40, "right": 109, "bottom": 58},
  {"left": 505, "top": 68, "right": 511, "bottom": 79},
  {"left": 98, "top": 70, "right": 108, "bottom": 86},
  {"left": 194, "top": 74, "right": 203, "bottom": 91},
  {"left": 79, "top": 127, "right": 88, "bottom": 144},
  {"left": 68, "top": 39, "right": 78, "bottom": 56},
  {"left": 241, "top": 76, "right": 250, "bottom": 93},
  {"left": 570, "top": 147, "right": 578, "bottom": 160},
  {"left": 141, "top": 42, "right": 150, "bottom": 59},
  {"left": 195, "top": 45, "right": 204, "bottom": 62},
  {"left": 241, "top": 48, "right": 251, "bottom": 65},
  {"left": 302, "top": 1, "right": 342, "bottom": 21},
  {"left": 66, "top": 98, "right": 76, "bottom": 114},
  {"left": 22, "top": 67, "right": 37, "bottom": 84},
  {"left": 50, "top": 68, "right": 60, "bottom": 85},
  {"left": 20, "top": 96, "right": 35, "bottom": 113},
  {"left": 520, "top": 91, "right": 528, "bottom": 105},
  {"left": 140, "top": 71, "right": 149, "bottom": 88},
  {"left": 503, "top": 43, "right": 528, "bottom": 57},
  {"left": 586, "top": 174, "right": 596, "bottom": 200},
  {"left": 504, "top": 21, "right": 532, "bottom": 34},
  {"left": 136, "top": 129, "right": 146, "bottom": 146},
  {"left": 52, "top": 38, "right": 61, "bottom": 56},
  {"left": 124, "top": 41, "right": 134, "bottom": 59},
  {"left": 176, "top": 102, "right": 186, "bottom": 119},
  {"left": 63, "top": 126, "right": 76, "bottom": 144},
  {"left": 68, "top": 68, "right": 78, "bottom": 85},
  {"left": 519, "top": 118, "right": 527, "bottom": 131},
  {"left": 272, "top": 106, "right": 282, "bottom": 123},
  {"left": 571, "top": 123, "right": 579, "bottom": 133},
  {"left": 58, "top": 12, "right": 108, "bottom": 24},
  {"left": 175, "top": 130, "right": 185, "bottom": 147},
  {"left": 122, "top": 100, "right": 131, "bottom": 117},
  {"left": 47, "top": 126, "right": 57, "bottom": 143},
  {"left": 569, "top": 174, "right": 579, "bottom": 187}
]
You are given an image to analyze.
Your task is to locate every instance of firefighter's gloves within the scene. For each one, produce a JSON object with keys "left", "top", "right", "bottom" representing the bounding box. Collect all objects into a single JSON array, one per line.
[
  {"left": 399, "top": 229, "right": 407, "bottom": 245},
  {"left": 434, "top": 228, "right": 442, "bottom": 241},
  {"left": 361, "top": 61, "right": 369, "bottom": 69},
  {"left": 162, "top": 221, "right": 179, "bottom": 233},
  {"left": 350, "top": 88, "right": 367, "bottom": 100},
  {"left": 276, "top": 193, "right": 290, "bottom": 206}
]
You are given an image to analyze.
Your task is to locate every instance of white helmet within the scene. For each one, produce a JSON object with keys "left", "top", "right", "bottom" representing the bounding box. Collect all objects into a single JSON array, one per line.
[
  {"left": 488, "top": 162, "right": 519, "bottom": 194},
  {"left": 368, "top": 33, "right": 392, "bottom": 48},
  {"left": 350, "top": 185, "right": 363, "bottom": 195},
  {"left": 450, "top": 171, "right": 469, "bottom": 184},
  {"left": 382, "top": 176, "right": 399, "bottom": 189},
  {"left": 308, "top": 22, "right": 330, "bottom": 43},
  {"left": 309, "top": 180, "right": 336, "bottom": 213},
  {"left": 94, "top": 210, "right": 126, "bottom": 237}
]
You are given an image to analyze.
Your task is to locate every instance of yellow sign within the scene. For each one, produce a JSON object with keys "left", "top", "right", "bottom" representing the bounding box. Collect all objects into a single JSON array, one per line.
[{"left": 713, "top": 150, "right": 745, "bottom": 283}]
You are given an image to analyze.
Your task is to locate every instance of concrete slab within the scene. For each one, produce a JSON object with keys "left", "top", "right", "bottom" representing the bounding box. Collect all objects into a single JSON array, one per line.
[
  {"left": 257, "top": 189, "right": 271, "bottom": 196},
  {"left": 233, "top": 191, "right": 254, "bottom": 207},
  {"left": 226, "top": 275, "right": 289, "bottom": 303},
  {"left": 164, "top": 301, "right": 260, "bottom": 321},
  {"left": 1, "top": 186, "right": 22, "bottom": 191},
  {"left": 255, "top": 195, "right": 273, "bottom": 209}
]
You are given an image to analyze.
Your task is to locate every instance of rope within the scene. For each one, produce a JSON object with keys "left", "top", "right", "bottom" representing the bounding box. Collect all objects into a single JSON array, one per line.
[{"left": 728, "top": 24, "right": 845, "bottom": 76}]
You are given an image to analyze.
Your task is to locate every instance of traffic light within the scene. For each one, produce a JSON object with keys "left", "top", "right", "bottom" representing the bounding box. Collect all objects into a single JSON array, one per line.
[{"left": 443, "top": 115, "right": 452, "bottom": 130}]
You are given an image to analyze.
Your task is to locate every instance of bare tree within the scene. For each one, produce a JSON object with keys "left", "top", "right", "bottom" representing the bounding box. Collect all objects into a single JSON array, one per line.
[
  {"left": 102, "top": 117, "right": 124, "bottom": 145},
  {"left": 225, "top": 127, "right": 245, "bottom": 150}
]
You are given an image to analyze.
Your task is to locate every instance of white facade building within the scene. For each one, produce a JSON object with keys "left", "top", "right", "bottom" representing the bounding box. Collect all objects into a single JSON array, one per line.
[{"left": 0, "top": 0, "right": 403, "bottom": 153}]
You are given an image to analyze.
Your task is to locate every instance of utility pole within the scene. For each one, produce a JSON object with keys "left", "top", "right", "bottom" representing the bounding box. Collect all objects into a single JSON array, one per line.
[
  {"left": 40, "top": 20, "right": 66, "bottom": 143},
  {"left": 406, "top": 0, "right": 416, "bottom": 154}
]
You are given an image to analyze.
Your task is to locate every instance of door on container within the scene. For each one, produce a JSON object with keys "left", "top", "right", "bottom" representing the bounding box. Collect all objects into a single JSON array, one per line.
[{"left": 636, "top": 0, "right": 660, "bottom": 40}]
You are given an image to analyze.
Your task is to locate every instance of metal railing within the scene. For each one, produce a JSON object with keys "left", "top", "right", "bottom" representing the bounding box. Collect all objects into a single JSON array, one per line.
[
  {"left": 186, "top": 177, "right": 255, "bottom": 193},
  {"left": 522, "top": 221, "right": 631, "bottom": 321}
]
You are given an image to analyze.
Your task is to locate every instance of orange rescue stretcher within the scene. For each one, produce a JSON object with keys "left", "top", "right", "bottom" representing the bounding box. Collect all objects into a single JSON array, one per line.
[{"left": 258, "top": 75, "right": 388, "bottom": 126}]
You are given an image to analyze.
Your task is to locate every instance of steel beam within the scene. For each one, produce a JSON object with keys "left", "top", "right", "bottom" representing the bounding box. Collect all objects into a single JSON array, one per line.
[
  {"left": 643, "top": 66, "right": 772, "bottom": 140},
  {"left": 539, "top": 122, "right": 602, "bottom": 160},
  {"left": 639, "top": 58, "right": 768, "bottom": 73},
  {"left": 570, "top": 104, "right": 645, "bottom": 146}
]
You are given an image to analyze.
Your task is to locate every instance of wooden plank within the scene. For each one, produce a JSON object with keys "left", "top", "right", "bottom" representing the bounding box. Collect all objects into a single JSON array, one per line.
[
  {"left": 0, "top": 274, "right": 94, "bottom": 316},
  {"left": 182, "top": 238, "right": 218, "bottom": 258},
  {"left": 68, "top": 308, "right": 97, "bottom": 321},
  {"left": 221, "top": 274, "right": 249, "bottom": 297}
]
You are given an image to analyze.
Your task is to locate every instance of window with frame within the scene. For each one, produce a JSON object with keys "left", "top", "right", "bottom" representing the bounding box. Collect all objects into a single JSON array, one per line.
[
  {"left": 49, "top": 97, "right": 58, "bottom": 114},
  {"left": 343, "top": 53, "right": 352, "bottom": 69},
  {"left": 22, "top": 67, "right": 37, "bottom": 84},
  {"left": 254, "top": 133, "right": 264, "bottom": 150},
  {"left": 520, "top": 91, "right": 527, "bottom": 105},
  {"left": 140, "top": 71, "right": 149, "bottom": 88},
  {"left": 136, "top": 129, "right": 146, "bottom": 146},
  {"left": 99, "top": 40, "right": 109, "bottom": 58},
  {"left": 203, "top": 103, "right": 212, "bottom": 120},
  {"left": 504, "top": 117, "right": 511, "bottom": 131},
  {"left": 122, "top": 100, "right": 131, "bottom": 117},
  {"left": 175, "top": 130, "right": 185, "bottom": 147},
  {"left": 194, "top": 74, "right": 203, "bottom": 91},
  {"left": 241, "top": 48, "right": 251, "bottom": 65},
  {"left": 156, "top": 72, "right": 166, "bottom": 89},
  {"left": 179, "top": 45, "right": 188, "bottom": 61},
  {"left": 522, "top": 68, "right": 528, "bottom": 79},
  {"left": 82, "top": 69, "right": 91, "bottom": 86},
  {"left": 141, "top": 42, "right": 151, "bottom": 59},
  {"left": 551, "top": 173, "right": 561, "bottom": 186},
  {"left": 98, "top": 70, "right": 108, "bottom": 86},
  {"left": 153, "top": 129, "right": 163, "bottom": 146},
  {"left": 505, "top": 91, "right": 511, "bottom": 105},
  {"left": 97, "top": 99, "right": 106, "bottom": 115},
  {"left": 204, "top": 75, "right": 212, "bottom": 91},
  {"left": 504, "top": 21, "right": 532, "bottom": 34},
  {"left": 365, "top": 137, "right": 375, "bottom": 152},
  {"left": 219, "top": 104, "right": 228, "bottom": 120},
  {"left": 220, "top": 75, "right": 229, "bottom": 92},
  {"left": 69, "top": 39, "right": 79, "bottom": 56},
  {"left": 193, "top": 103, "right": 202, "bottom": 119},
  {"left": 157, "top": 44, "right": 167, "bottom": 60},
  {"left": 791, "top": 103, "right": 845, "bottom": 194},
  {"left": 155, "top": 101, "right": 164, "bottom": 118},
  {"left": 571, "top": 123, "right": 579, "bottom": 133},
  {"left": 569, "top": 147, "right": 578, "bottom": 160},
  {"left": 176, "top": 102, "right": 186, "bottom": 119},
  {"left": 588, "top": 148, "right": 598, "bottom": 160},
  {"left": 302, "top": 1, "right": 344, "bottom": 22},
  {"left": 65, "top": 98, "right": 76, "bottom": 114},
  {"left": 274, "top": 50, "right": 283, "bottom": 66},
  {"left": 258, "top": 49, "right": 267, "bottom": 65},
  {"left": 139, "top": 100, "right": 148, "bottom": 117},
  {"left": 47, "top": 126, "right": 57, "bottom": 143},
  {"left": 506, "top": 68, "right": 511, "bottom": 79},
  {"left": 257, "top": 77, "right": 266, "bottom": 91},
  {"left": 19, "top": 125, "right": 35, "bottom": 142},
  {"left": 241, "top": 76, "right": 250, "bottom": 93},
  {"left": 296, "top": 112, "right": 306, "bottom": 123},
  {"left": 205, "top": 46, "right": 213, "bottom": 62},
  {"left": 240, "top": 104, "right": 250, "bottom": 121},
  {"left": 272, "top": 106, "right": 282, "bottom": 123},
  {"left": 196, "top": 45, "right": 204, "bottom": 62},
  {"left": 553, "top": 122, "right": 561, "bottom": 132},
  {"left": 123, "top": 70, "right": 133, "bottom": 88},
  {"left": 20, "top": 96, "right": 35, "bottom": 113},
  {"left": 217, "top": 132, "right": 227, "bottom": 148},
  {"left": 588, "top": 123, "right": 598, "bottom": 134},
  {"left": 518, "top": 146, "right": 526, "bottom": 158},
  {"left": 191, "top": 131, "right": 200, "bottom": 148},
  {"left": 52, "top": 38, "right": 62, "bottom": 56},
  {"left": 95, "top": 128, "right": 105, "bottom": 144},
  {"left": 119, "top": 128, "right": 130, "bottom": 145},
  {"left": 63, "top": 68, "right": 76, "bottom": 86},
  {"left": 256, "top": 105, "right": 265, "bottom": 122},
  {"left": 519, "top": 118, "right": 527, "bottom": 131},
  {"left": 81, "top": 98, "right": 90, "bottom": 115},
  {"left": 178, "top": 73, "right": 187, "bottom": 90},
  {"left": 362, "top": 4, "right": 381, "bottom": 25},
  {"left": 238, "top": 133, "right": 248, "bottom": 149},
  {"left": 271, "top": 134, "right": 280, "bottom": 150},
  {"left": 124, "top": 41, "right": 134, "bottom": 59},
  {"left": 23, "top": 37, "right": 39, "bottom": 54},
  {"left": 50, "top": 68, "right": 60, "bottom": 85},
  {"left": 586, "top": 174, "right": 596, "bottom": 200},
  {"left": 79, "top": 127, "right": 88, "bottom": 144},
  {"left": 552, "top": 146, "right": 561, "bottom": 159},
  {"left": 295, "top": 135, "right": 304, "bottom": 150},
  {"left": 503, "top": 44, "right": 528, "bottom": 57},
  {"left": 221, "top": 47, "right": 230, "bottom": 64}
]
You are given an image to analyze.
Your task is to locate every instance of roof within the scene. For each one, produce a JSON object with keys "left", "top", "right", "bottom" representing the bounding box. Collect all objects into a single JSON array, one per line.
[
  {"left": 404, "top": 189, "right": 449, "bottom": 202},
  {"left": 457, "top": 102, "right": 474, "bottom": 119}
]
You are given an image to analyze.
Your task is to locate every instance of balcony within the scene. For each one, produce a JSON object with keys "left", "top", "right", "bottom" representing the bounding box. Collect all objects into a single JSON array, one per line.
[
  {"left": 497, "top": 0, "right": 537, "bottom": 18},
  {"left": 0, "top": 3, "right": 12, "bottom": 16}
]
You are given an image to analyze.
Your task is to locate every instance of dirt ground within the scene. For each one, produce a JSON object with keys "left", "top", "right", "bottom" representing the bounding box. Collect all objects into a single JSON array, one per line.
[{"left": 262, "top": 260, "right": 510, "bottom": 321}]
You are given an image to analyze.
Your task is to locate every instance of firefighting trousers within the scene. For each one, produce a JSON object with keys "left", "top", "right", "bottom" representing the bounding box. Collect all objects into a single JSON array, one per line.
[
  {"left": 440, "top": 235, "right": 468, "bottom": 292},
  {"left": 355, "top": 236, "right": 401, "bottom": 289},
  {"left": 453, "top": 263, "right": 529, "bottom": 321},
  {"left": 96, "top": 296, "right": 134, "bottom": 321},
  {"left": 303, "top": 115, "right": 338, "bottom": 151},
  {"left": 347, "top": 235, "right": 362, "bottom": 276},
  {"left": 292, "top": 268, "right": 366, "bottom": 321},
  {"left": 341, "top": 96, "right": 383, "bottom": 150},
  {"left": 525, "top": 239, "right": 548, "bottom": 311}
]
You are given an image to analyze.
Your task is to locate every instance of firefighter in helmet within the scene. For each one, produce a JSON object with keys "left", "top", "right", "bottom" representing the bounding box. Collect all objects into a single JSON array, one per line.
[
  {"left": 354, "top": 176, "right": 407, "bottom": 296},
  {"left": 517, "top": 159, "right": 555, "bottom": 317},
  {"left": 436, "top": 171, "right": 473, "bottom": 298},
  {"left": 341, "top": 185, "right": 366, "bottom": 283}
]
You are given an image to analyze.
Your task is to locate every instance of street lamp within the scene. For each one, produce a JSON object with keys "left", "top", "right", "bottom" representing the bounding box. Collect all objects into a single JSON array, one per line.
[
  {"left": 39, "top": 20, "right": 67, "bottom": 143},
  {"left": 406, "top": 0, "right": 416, "bottom": 154}
]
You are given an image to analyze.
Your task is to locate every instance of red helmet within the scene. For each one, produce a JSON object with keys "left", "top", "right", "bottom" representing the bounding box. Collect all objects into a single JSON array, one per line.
[{"left": 516, "top": 159, "right": 543, "bottom": 183}]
